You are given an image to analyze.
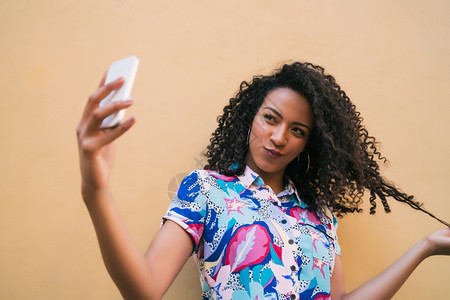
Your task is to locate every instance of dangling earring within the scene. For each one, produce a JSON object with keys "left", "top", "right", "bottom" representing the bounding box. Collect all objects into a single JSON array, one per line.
[
  {"left": 297, "top": 151, "right": 311, "bottom": 174},
  {"left": 246, "top": 128, "right": 251, "bottom": 147}
]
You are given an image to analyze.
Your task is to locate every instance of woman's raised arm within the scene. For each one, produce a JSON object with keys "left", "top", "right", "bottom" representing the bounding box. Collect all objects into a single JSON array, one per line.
[
  {"left": 77, "top": 73, "right": 193, "bottom": 299},
  {"left": 331, "top": 228, "right": 450, "bottom": 299}
]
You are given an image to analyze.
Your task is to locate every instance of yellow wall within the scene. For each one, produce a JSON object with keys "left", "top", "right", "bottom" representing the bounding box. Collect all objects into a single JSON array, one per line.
[{"left": 1, "top": 1, "right": 449, "bottom": 299}]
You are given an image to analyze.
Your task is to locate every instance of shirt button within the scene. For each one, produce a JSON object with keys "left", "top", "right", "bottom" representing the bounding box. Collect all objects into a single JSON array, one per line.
[
  {"left": 281, "top": 219, "right": 287, "bottom": 224},
  {"left": 290, "top": 294, "right": 296, "bottom": 300},
  {"left": 288, "top": 239, "right": 294, "bottom": 245},
  {"left": 290, "top": 265, "right": 296, "bottom": 271}
]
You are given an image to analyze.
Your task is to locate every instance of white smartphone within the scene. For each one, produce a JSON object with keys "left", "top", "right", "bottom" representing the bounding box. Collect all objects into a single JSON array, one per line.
[{"left": 99, "top": 56, "right": 140, "bottom": 129}]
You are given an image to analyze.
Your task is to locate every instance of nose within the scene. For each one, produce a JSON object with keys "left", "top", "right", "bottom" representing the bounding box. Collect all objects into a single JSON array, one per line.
[{"left": 270, "top": 125, "right": 287, "bottom": 147}]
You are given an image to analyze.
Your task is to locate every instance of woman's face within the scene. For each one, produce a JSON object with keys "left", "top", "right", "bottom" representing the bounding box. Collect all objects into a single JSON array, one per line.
[{"left": 245, "top": 87, "right": 313, "bottom": 180}]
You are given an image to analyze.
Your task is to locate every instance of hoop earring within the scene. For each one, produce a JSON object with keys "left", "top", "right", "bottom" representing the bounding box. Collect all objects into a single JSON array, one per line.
[
  {"left": 297, "top": 151, "right": 311, "bottom": 174},
  {"left": 246, "top": 128, "right": 251, "bottom": 147}
]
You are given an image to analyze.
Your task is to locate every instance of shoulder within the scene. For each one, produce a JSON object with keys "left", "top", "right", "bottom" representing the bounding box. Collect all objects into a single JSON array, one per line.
[
  {"left": 185, "top": 169, "right": 238, "bottom": 183},
  {"left": 315, "top": 205, "right": 339, "bottom": 233},
  {"left": 179, "top": 169, "right": 217, "bottom": 185},
  {"left": 178, "top": 169, "right": 237, "bottom": 192},
  {"left": 320, "top": 205, "right": 337, "bottom": 221}
]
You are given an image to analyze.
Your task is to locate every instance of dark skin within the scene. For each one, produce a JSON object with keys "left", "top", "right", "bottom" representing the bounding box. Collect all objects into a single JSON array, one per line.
[
  {"left": 245, "top": 87, "right": 312, "bottom": 194},
  {"left": 77, "top": 73, "right": 450, "bottom": 299}
]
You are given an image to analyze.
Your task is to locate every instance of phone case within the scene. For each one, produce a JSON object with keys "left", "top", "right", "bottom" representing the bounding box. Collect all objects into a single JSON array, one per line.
[{"left": 100, "top": 56, "right": 140, "bottom": 129}]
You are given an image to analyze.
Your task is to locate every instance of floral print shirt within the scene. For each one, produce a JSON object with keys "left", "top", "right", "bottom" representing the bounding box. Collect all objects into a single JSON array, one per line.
[{"left": 163, "top": 166, "right": 341, "bottom": 300}]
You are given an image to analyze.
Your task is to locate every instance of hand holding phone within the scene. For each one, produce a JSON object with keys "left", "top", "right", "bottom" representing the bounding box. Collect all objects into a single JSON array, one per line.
[{"left": 100, "top": 56, "right": 140, "bottom": 129}]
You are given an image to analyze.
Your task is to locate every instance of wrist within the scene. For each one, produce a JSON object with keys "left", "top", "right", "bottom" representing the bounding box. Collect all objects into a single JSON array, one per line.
[
  {"left": 417, "top": 236, "right": 434, "bottom": 259},
  {"left": 81, "top": 184, "right": 112, "bottom": 205}
]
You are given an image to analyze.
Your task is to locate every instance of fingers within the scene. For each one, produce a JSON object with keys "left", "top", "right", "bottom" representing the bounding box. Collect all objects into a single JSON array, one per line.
[
  {"left": 98, "top": 71, "right": 107, "bottom": 88},
  {"left": 77, "top": 72, "right": 136, "bottom": 156},
  {"left": 86, "top": 98, "right": 134, "bottom": 132},
  {"left": 96, "top": 116, "right": 136, "bottom": 147},
  {"left": 78, "top": 115, "right": 136, "bottom": 155},
  {"left": 78, "top": 96, "right": 135, "bottom": 153},
  {"left": 80, "top": 77, "right": 125, "bottom": 125},
  {"left": 423, "top": 228, "right": 450, "bottom": 256},
  {"left": 91, "top": 77, "right": 125, "bottom": 105}
]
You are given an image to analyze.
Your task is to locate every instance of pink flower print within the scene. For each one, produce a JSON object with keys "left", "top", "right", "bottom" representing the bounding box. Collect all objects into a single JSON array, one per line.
[
  {"left": 186, "top": 223, "right": 204, "bottom": 246},
  {"left": 224, "top": 197, "right": 246, "bottom": 215},
  {"left": 289, "top": 207, "right": 302, "bottom": 221},
  {"left": 208, "top": 171, "right": 236, "bottom": 182},
  {"left": 225, "top": 224, "right": 271, "bottom": 273},
  {"left": 312, "top": 257, "right": 327, "bottom": 279},
  {"left": 308, "top": 227, "right": 322, "bottom": 252},
  {"left": 303, "top": 210, "right": 321, "bottom": 225}
]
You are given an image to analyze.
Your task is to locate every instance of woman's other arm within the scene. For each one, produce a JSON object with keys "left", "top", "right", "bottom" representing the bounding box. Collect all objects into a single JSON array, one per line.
[
  {"left": 77, "top": 74, "right": 193, "bottom": 299},
  {"left": 331, "top": 228, "right": 450, "bottom": 300}
]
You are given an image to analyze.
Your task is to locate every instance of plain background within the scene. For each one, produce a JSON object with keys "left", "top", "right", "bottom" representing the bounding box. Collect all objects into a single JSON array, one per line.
[{"left": 1, "top": 0, "right": 449, "bottom": 299}]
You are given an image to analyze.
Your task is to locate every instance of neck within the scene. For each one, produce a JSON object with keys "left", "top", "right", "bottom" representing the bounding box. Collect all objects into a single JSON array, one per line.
[
  {"left": 252, "top": 169, "right": 285, "bottom": 195},
  {"left": 244, "top": 156, "right": 286, "bottom": 195}
]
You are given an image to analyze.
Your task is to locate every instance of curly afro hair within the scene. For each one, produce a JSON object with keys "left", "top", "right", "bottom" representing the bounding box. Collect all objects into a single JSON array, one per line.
[{"left": 205, "top": 62, "right": 448, "bottom": 226}]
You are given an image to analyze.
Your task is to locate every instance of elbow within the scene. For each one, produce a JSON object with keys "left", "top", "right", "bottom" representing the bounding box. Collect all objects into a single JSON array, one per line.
[
  {"left": 331, "top": 288, "right": 347, "bottom": 300},
  {"left": 121, "top": 289, "right": 162, "bottom": 300},
  {"left": 334, "top": 293, "right": 347, "bottom": 300},
  {"left": 116, "top": 277, "right": 164, "bottom": 300}
]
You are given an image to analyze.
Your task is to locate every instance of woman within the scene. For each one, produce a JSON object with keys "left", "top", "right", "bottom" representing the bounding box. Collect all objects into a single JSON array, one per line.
[{"left": 77, "top": 62, "right": 450, "bottom": 299}]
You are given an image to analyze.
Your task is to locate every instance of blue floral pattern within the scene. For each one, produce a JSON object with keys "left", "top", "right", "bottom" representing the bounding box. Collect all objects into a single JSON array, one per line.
[{"left": 163, "top": 166, "right": 341, "bottom": 300}]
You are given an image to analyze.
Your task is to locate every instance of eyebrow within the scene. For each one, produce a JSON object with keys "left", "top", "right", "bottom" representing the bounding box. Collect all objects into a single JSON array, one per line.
[{"left": 264, "top": 106, "right": 311, "bottom": 131}]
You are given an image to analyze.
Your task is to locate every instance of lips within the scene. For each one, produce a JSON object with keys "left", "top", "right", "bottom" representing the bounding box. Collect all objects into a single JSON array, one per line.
[{"left": 264, "top": 147, "right": 283, "bottom": 159}]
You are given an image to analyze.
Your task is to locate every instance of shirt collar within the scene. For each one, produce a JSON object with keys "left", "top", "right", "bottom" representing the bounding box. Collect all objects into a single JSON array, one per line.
[
  {"left": 278, "top": 177, "right": 296, "bottom": 197},
  {"left": 238, "top": 165, "right": 302, "bottom": 203},
  {"left": 238, "top": 165, "right": 265, "bottom": 189}
]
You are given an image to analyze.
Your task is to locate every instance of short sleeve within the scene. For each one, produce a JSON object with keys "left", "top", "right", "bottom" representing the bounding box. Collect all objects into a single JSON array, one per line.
[
  {"left": 162, "top": 170, "right": 207, "bottom": 253},
  {"left": 322, "top": 205, "right": 341, "bottom": 256},
  {"left": 331, "top": 211, "right": 341, "bottom": 256}
]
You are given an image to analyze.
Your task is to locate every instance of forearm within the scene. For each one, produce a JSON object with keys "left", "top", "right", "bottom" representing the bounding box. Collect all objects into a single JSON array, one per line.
[
  {"left": 83, "top": 188, "right": 158, "bottom": 300},
  {"left": 341, "top": 239, "right": 430, "bottom": 300}
]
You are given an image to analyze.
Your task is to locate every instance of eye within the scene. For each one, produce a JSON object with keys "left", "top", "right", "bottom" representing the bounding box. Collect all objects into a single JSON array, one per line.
[
  {"left": 292, "top": 127, "right": 306, "bottom": 137},
  {"left": 263, "top": 114, "right": 277, "bottom": 124}
]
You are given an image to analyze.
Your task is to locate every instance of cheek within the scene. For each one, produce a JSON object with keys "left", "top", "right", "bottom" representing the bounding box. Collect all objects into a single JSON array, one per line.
[
  {"left": 292, "top": 140, "right": 308, "bottom": 155},
  {"left": 251, "top": 116, "right": 267, "bottom": 138}
]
